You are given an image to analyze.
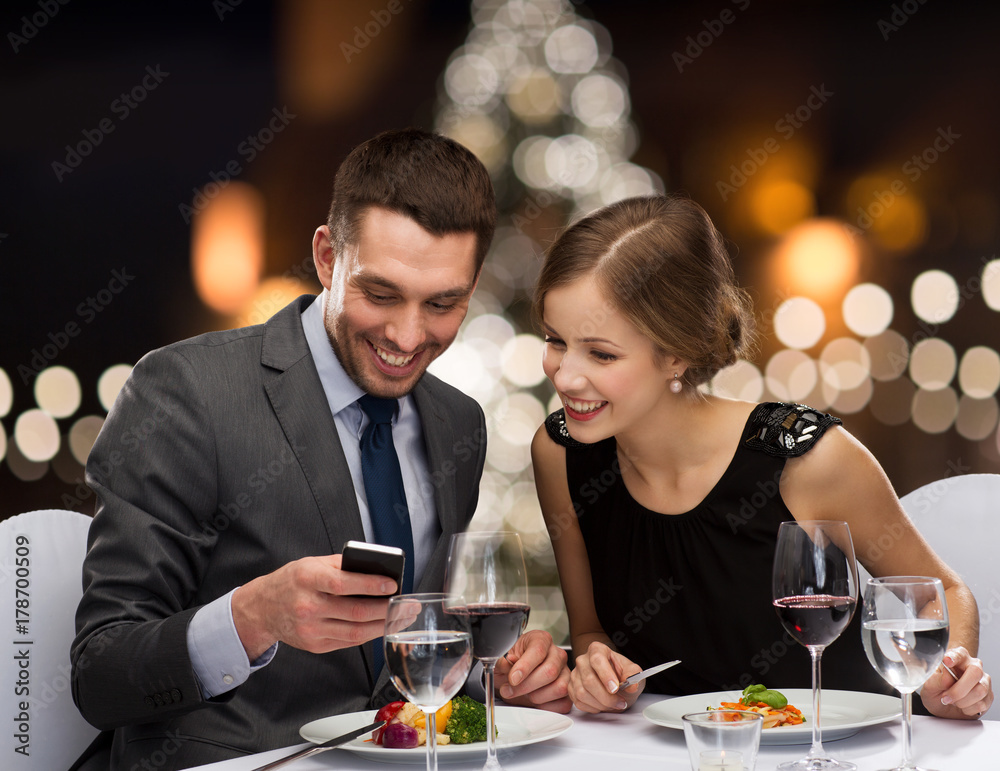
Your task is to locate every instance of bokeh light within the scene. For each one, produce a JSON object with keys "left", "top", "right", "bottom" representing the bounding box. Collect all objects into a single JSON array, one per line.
[
  {"left": 773, "top": 297, "right": 826, "bottom": 350},
  {"left": 843, "top": 284, "right": 894, "bottom": 337},
  {"left": 34, "top": 366, "right": 82, "bottom": 418},
  {"left": 870, "top": 378, "right": 917, "bottom": 425},
  {"left": 98, "top": 364, "right": 133, "bottom": 412},
  {"left": 0, "top": 367, "right": 12, "bottom": 418},
  {"left": 191, "top": 181, "right": 265, "bottom": 315},
  {"left": 958, "top": 346, "right": 1000, "bottom": 398},
  {"left": 765, "top": 350, "right": 817, "bottom": 402},
  {"left": 830, "top": 377, "right": 873, "bottom": 415},
  {"left": 544, "top": 24, "right": 599, "bottom": 74},
  {"left": 772, "top": 219, "right": 861, "bottom": 303},
  {"left": 912, "top": 386, "right": 958, "bottom": 433},
  {"left": 864, "top": 330, "right": 910, "bottom": 381},
  {"left": 6, "top": 441, "right": 48, "bottom": 482},
  {"left": 710, "top": 360, "right": 764, "bottom": 401},
  {"left": 69, "top": 416, "right": 106, "bottom": 466},
  {"left": 984, "top": 259, "right": 1000, "bottom": 311},
  {"left": 820, "top": 337, "right": 871, "bottom": 391},
  {"left": 495, "top": 392, "right": 547, "bottom": 447},
  {"left": 909, "top": 338, "right": 957, "bottom": 390},
  {"left": 571, "top": 74, "right": 627, "bottom": 128},
  {"left": 911, "top": 269, "right": 959, "bottom": 324},
  {"left": 14, "top": 409, "right": 61, "bottom": 462},
  {"left": 955, "top": 396, "right": 999, "bottom": 441},
  {"left": 501, "top": 334, "right": 547, "bottom": 386},
  {"left": 751, "top": 179, "right": 815, "bottom": 236}
]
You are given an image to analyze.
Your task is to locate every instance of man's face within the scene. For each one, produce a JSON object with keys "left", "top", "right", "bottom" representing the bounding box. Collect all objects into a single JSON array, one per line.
[{"left": 313, "top": 207, "right": 479, "bottom": 399}]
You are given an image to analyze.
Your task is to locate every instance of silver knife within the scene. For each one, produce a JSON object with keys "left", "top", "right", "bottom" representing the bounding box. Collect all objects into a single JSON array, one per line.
[
  {"left": 250, "top": 719, "right": 386, "bottom": 771},
  {"left": 619, "top": 659, "right": 681, "bottom": 690}
]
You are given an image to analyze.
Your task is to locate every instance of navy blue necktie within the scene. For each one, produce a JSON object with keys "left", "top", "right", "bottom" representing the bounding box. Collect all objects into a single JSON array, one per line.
[{"left": 358, "top": 395, "right": 415, "bottom": 678}]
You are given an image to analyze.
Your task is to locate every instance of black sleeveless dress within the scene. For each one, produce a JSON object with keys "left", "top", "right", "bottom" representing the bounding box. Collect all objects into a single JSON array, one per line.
[{"left": 546, "top": 401, "right": 893, "bottom": 697}]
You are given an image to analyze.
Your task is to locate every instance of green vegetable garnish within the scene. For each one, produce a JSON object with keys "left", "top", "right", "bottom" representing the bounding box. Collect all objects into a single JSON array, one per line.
[
  {"left": 445, "top": 695, "right": 495, "bottom": 744},
  {"left": 740, "top": 683, "right": 788, "bottom": 709}
]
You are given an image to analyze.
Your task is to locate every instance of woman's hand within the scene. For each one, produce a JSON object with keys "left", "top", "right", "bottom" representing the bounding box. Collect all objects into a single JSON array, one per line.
[
  {"left": 920, "top": 646, "right": 993, "bottom": 719},
  {"left": 568, "top": 641, "right": 644, "bottom": 713}
]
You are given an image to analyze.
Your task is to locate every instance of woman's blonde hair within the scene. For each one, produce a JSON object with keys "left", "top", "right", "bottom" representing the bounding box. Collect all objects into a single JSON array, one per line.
[{"left": 533, "top": 194, "right": 757, "bottom": 387}]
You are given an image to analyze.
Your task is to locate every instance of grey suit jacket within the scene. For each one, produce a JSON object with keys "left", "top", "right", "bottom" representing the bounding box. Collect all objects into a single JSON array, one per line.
[{"left": 71, "top": 295, "right": 487, "bottom": 769}]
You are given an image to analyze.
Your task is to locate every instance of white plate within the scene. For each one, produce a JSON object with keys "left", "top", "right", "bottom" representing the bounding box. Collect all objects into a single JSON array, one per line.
[
  {"left": 301, "top": 706, "right": 574, "bottom": 763},
  {"left": 643, "top": 689, "right": 901, "bottom": 745}
]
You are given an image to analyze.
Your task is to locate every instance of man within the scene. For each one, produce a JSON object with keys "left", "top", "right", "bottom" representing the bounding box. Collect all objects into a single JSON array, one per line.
[{"left": 72, "top": 129, "right": 570, "bottom": 770}]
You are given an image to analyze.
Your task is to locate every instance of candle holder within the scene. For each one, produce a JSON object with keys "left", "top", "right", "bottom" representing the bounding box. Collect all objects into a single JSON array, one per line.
[{"left": 681, "top": 711, "right": 763, "bottom": 771}]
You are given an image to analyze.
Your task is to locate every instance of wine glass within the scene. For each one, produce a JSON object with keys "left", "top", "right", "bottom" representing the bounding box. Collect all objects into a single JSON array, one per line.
[
  {"left": 444, "top": 531, "right": 530, "bottom": 771},
  {"left": 384, "top": 593, "right": 474, "bottom": 771},
  {"left": 862, "top": 576, "right": 949, "bottom": 771},
  {"left": 772, "top": 520, "right": 859, "bottom": 771}
]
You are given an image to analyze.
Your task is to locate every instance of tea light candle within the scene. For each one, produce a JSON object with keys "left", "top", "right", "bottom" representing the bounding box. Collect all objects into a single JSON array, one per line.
[{"left": 698, "top": 749, "right": 743, "bottom": 770}]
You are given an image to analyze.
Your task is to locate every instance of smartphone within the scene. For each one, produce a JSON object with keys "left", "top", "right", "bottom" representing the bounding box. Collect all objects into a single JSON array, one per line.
[{"left": 341, "top": 540, "right": 406, "bottom": 594}]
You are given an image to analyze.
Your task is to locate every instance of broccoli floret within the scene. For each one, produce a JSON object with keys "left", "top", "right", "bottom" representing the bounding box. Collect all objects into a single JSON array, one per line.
[{"left": 444, "top": 695, "right": 494, "bottom": 744}]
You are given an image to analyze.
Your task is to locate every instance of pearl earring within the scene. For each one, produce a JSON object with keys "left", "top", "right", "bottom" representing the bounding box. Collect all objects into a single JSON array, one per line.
[{"left": 670, "top": 373, "right": 683, "bottom": 394}]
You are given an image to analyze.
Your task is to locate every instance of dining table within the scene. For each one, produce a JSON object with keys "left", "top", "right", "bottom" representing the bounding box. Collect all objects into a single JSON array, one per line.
[{"left": 189, "top": 692, "right": 997, "bottom": 770}]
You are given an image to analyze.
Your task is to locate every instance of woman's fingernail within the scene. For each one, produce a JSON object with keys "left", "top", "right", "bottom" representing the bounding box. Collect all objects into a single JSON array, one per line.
[
  {"left": 607, "top": 680, "right": 619, "bottom": 694},
  {"left": 510, "top": 670, "right": 522, "bottom": 686},
  {"left": 616, "top": 699, "right": 627, "bottom": 710},
  {"left": 941, "top": 696, "right": 954, "bottom": 705},
  {"left": 500, "top": 685, "right": 513, "bottom": 699}
]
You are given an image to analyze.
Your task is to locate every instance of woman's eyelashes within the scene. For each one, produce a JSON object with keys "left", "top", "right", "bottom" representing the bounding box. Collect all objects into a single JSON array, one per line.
[{"left": 545, "top": 335, "right": 618, "bottom": 363}]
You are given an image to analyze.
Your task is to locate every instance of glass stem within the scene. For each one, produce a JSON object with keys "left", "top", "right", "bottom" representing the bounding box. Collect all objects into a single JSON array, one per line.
[
  {"left": 484, "top": 660, "right": 501, "bottom": 770},
  {"left": 807, "top": 645, "right": 825, "bottom": 759},
  {"left": 424, "top": 708, "right": 438, "bottom": 771},
  {"left": 900, "top": 690, "right": 914, "bottom": 769}
]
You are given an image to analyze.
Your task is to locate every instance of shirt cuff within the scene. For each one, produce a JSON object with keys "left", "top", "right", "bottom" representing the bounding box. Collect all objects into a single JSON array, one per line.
[{"left": 187, "top": 588, "right": 278, "bottom": 699}]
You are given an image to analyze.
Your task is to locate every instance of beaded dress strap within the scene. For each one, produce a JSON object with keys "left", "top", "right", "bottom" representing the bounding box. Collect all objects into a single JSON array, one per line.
[
  {"left": 744, "top": 402, "right": 842, "bottom": 458},
  {"left": 544, "top": 409, "right": 589, "bottom": 448}
]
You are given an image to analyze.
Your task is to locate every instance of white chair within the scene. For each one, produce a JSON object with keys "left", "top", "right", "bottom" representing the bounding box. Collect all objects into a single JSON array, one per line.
[
  {"left": 0, "top": 509, "right": 101, "bottom": 767},
  {"left": 899, "top": 473, "right": 1000, "bottom": 719}
]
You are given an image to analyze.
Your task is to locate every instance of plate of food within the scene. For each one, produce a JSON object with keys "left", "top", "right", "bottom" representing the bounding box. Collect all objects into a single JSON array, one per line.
[
  {"left": 300, "top": 696, "right": 574, "bottom": 763},
  {"left": 643, "top": 685, "right": 900, "bottom": 745}
]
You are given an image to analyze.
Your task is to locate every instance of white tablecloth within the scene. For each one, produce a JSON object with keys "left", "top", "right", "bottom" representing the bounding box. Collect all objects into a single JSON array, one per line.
[{"left": 190, "top": 694, "right": 997, "bottom": 770}]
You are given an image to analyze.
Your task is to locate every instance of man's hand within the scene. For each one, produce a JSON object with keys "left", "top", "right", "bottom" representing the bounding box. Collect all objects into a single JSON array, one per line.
[
  {"left": 232, "top": 554, "right": 397, "bottom": 660},
  {"left": 494, "top": 630, "right": 571, "bottom": 713},
  {"left": 920, "top": 646, "right": 993, "bottom": 719}
]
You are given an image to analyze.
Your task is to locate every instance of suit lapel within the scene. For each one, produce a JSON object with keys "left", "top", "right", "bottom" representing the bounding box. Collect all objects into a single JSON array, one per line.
[{"left": 260, "top": 296, "right": 366, "bottom": 553}]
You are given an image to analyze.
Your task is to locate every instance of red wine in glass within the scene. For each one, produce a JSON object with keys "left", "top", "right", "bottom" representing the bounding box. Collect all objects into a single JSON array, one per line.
[
  {"left": 773, "top": 594, "right": 857, "bottom": 647},
  {"left": 447, "top": 602, "right": 531, "bottom": 661}
]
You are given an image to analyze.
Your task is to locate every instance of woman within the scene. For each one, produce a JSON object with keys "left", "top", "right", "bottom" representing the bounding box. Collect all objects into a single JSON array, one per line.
[{"left": 530, "top": 194, "right": 992, "bottom": 719}]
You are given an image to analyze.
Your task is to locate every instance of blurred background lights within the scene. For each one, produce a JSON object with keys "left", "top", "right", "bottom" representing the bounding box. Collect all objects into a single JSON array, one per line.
[
  {"left": 0, "top": 368, "right": 12, "bottom": 418},
  {"left": 428, "top": 341, "right": 492, "bottom": 402},
  {"left": 958, "top": 346, "right": 1000, "bottom": 398},
  {"left": 501, "top": 334, "right": 547, "bottom": 386},
  {"left": 571, "top": 74, "right": 627, "bottom": 128},
  {"left": 14, "top": 409, "right": 60, "bottom": 462},
  {"left": 863, "top": 330, "right": 910, "bottom": 381},
  {"left": 710, "top": 360, "right": 764, "bottom": 401},
  {"left": 34, "top": 366, "right": 81, "bottom": 419},
  {"left": 545, "top": 134, "right": 600, "bottom": 189},
  {"left": 513, "top": 135, "right": 555, "bottom": 189},
  {"left": 984, "top": 259, "right": 1000, "bottom": 311},
  {"left": 956, "top": 395, "right": 999, "bottom": 441},
  {"left": 191, "top": 181, "right": 265, "bottom": 316},
  {"left": 544, "top": 24, "right": 599, "bottom": 73},
  {"left": 772, "top": 219, "right": 860, "bottom": 303},
  {"left": 495, "top": 392, "right": 547, "bottom": 447},
  {"left": 444, "top": 53, "right": 500, "bottom": 107},
  {"left": 843, "top": 283, "right": 894, "bottom": 337},
  {"left": 909, "top": 338, "right": 957, "bottom": 391},
  {"left": 764, "top": 350, "right": 817, "bottom": 402},
  {"left": 830, "top": 377, "right": 873, "bottom": 415},
  {"left": 820, "top": 337, "right": 871, "bottom": 391},
  {"left": 773, "top": 296, "right": 826, "bottom": 350},
  {"left": 97, "top": 364, "right": 134, "bottom": 412},
  {"left": 911, "top": 269, "right": 959, "bottom": 324},
  {"left": 750, "top": 179, "right": 816, "bottom": 236},
  {"left": 912, "top": 386, "right": 958, "bottom": 434},
  {"left": 506, "top": 69, "right": 560, "bottom": 125},
  {"left": 69, "top": 416, "right": 106, "bottom": 466},
  {"left": 870, "top": 378, "right": 917, "bottom": 425},
  {"left": 0, "top": 426, "right": 6, "bottom": 464}
]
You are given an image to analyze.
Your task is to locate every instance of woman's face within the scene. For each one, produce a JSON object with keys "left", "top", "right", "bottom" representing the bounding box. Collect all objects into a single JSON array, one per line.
[{"left": 541, "top": 274, "right": 674, "bottom": 442}]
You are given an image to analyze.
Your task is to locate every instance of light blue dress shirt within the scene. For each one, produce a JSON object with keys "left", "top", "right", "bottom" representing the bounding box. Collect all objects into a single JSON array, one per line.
[{"left": 187, "top": 292, "right": 440, "bottom": 697}]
